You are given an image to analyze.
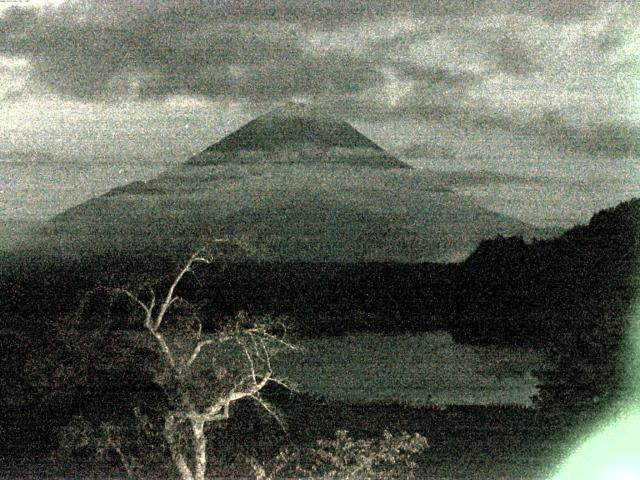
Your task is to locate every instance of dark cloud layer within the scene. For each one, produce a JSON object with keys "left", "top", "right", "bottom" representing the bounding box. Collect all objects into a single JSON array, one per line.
[
  {"left": 0, "top": 0, "right": 617, "bottom": 99},
  {"left": 0, "top": 5, "right": 384, "bottom": 100},
  {"left": 535, "top": 113, "right": 640, "bottom": 158},
  {"left": 491, "top": 37, "right": 539, "bottom": 75},
  {"left": 1, "top": 0, "right": 638, "bottom": 158},
  {"left": 33, "top": 0, "right": 607, "bottom": 23}
]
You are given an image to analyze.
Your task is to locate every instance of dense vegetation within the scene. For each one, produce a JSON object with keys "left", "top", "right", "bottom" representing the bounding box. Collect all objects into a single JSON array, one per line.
[
  {"left": 449, "top": 198, "right": 639, "bottom": 347},
  {"left": 1, "top": 198, "right": 638, "bottom": 477},
  {"left": 451, "top": 198, "right": 639, "bottom": 420}
]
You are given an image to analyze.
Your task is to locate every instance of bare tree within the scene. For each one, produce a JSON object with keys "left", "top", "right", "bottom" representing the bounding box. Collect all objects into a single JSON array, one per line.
[{"left": 112, "top": 249, "right": 297, "bottom": 480}]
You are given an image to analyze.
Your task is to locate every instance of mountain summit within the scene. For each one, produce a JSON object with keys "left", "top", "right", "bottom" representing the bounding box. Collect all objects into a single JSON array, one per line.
[{"left": 188, "top": 102, "right": 409, "bottom": 169}]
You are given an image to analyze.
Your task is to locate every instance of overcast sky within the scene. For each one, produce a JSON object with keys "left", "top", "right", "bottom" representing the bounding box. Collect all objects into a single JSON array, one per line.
[{"left": 1, "top": 0, "right": 639, "bottom": 225}]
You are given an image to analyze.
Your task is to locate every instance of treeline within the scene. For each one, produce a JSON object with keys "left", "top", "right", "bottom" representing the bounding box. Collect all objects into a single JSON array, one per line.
[
  {"left": 2, "top": 199, "right": 638, "bottom": 344},
  {"left": 448, "top": 198, "right": 639, "bottom": 346},
  {"left": 449, "top": 198, "right": 639, "bottom": 418},
  {"left": 1, "top": 255, "right": 457, "bottom": 336}
]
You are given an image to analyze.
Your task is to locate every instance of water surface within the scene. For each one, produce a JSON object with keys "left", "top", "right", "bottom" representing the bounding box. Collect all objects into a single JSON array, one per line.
[{"left": 274, "top": 331, "right": 542, "bottom": 406}]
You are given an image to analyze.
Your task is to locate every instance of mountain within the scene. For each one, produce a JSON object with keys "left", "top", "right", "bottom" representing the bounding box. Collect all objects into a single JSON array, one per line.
[
  {"left": 187, "top": 102, "right": 408, "bottom": 169},
  {"left": 19, "top": 104, "right": 548, "bottom": 266}
]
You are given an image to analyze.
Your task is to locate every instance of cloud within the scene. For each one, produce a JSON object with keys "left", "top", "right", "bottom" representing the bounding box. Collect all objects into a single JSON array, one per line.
[
  {"left": 0, "top": 0, "right": 638, "bottom": 159},
  {"left": 0, "top": 56, "right": 31, "bottom": 101},
  {"left": 0, "top": 4, "right": 388, "bottom": 101},
  {"left": 0, "top": 0, "right": 622, "bottom": 100},
  {"left": 491, "top": 36, "right": 539, "bottom": 75},
  {"left": 402, "top": 142, "right": 457, "bottom": 159},
  {"left": 522, "top": 0, "right": 602, "bottom": 22},
  {"left": 37, "top": 1, "right": 610, "bottom": 24},
  {"left": 533, "top": 112, "right": 640, "bottom": 157}
]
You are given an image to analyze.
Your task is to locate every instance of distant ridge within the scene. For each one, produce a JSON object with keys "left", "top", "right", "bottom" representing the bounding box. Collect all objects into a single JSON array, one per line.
[{"left": 188, "top": 102, "right": 409, "bottom": 169}]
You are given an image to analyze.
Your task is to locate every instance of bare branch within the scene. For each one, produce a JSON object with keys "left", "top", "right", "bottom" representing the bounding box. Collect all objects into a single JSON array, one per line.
[
  {"left": 186, "top": 339, "right": 216, "bottom": 368},
  {"left": 109, "top": 287, "right": 157, "bottom": 329},
  {"left": 164, "top": 414, "right": 195, "bottom": 480},
  {"left": 200, "top": 372, "right": 272, "bottom": 422},
  {"left": 269, "top": 376, "right": 299, "bottom": 394},
  {"left": 101, "top": 245, "right": 301, "bottom": 480},
  {"left": 261, "top": 337, "right": 273, "bottom": 372},
  {"left": 251, "top": 394, "right": 286, "bottom": 431},
  {"left": 147, "top": 291, "right": 157, "bottom": 328},
  {"left": 155, "top": 252, "right": 211, "bottom": 330},
  {"left": 69, "top": 245, "right": 305, "bottom": 480},
  {"left": 238, "top": 339, "right": 257, "bottom": 383},
  {"left": 185, "top": 334, "right": 235, "bottom": 368},
  {"left": 257, "top": 329, "right": 300, "bottom": 352},
  {"left": 149, "top": 328, "right": 176, "bottom": 368},
  {"left": 113, "top": 288, "right": 151, "bottom": 316},
  {"left": 249, "top": 334, "right": 265, "bottom": 363}
]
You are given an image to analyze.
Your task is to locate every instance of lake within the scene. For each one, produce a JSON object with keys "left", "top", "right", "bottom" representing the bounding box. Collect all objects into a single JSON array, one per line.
[{"left": 274, "top": 331, "right": 542, "bottom": 406}]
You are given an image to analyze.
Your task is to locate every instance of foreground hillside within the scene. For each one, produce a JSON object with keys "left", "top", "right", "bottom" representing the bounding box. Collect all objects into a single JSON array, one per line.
[
  {"left": 449, "top": 197, "right": 640, "bottom": 346},
  {"left": 0, "top": 393, "right": 569, "bottom": 480}
]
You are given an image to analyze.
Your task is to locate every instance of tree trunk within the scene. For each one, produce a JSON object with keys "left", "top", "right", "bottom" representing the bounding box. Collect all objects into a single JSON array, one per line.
[
  {"left": 192, "top": 418, "right": 207, "bottom": 480},
  {"left": 165, "top": 415, "right": 195, "bottom": 480},
  {"left": 114, "top": 447, "right": 135, "bottom": 480}
]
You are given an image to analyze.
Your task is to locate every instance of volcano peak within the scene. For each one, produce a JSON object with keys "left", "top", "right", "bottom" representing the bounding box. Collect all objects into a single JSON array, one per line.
[{"left": 187, "top": 103, "right": 409, "bottom": 169}]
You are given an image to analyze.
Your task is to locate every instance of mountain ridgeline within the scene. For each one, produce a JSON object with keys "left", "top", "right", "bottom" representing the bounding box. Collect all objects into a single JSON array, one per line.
[{"left": 448, "top": 197, "right": 640, "bottom": 346}]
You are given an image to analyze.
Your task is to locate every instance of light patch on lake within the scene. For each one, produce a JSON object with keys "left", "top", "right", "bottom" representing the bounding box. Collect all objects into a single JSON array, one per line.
[{"left": 274, "top": 331, "right": 542, "bottom": 406}]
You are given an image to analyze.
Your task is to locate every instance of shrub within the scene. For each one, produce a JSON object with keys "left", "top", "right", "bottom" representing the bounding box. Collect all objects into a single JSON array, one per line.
[{"left": 253, "top": 429, "right": 428, "bottom": 479}]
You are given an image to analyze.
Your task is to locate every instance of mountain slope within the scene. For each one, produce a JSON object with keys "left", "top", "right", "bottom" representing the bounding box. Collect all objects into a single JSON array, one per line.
[
  {"left": 39, "top": 163, "right": 544, "bottom": 263},
  {"left": 24, "top": 105, "right": 549, "bottom": 264}
]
